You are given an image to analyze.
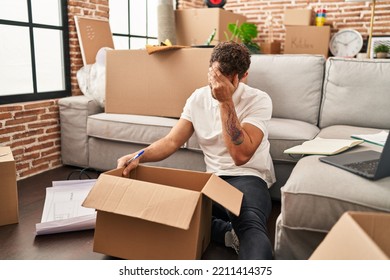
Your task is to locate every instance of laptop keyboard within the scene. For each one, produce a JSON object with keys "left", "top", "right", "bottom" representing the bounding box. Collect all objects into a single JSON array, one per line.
[{"left": 344, "top": 159, "right": 379, "bottom": 175}]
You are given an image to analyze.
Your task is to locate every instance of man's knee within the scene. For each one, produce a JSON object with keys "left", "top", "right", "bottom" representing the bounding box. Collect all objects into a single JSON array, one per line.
[{"left": 233, "top": 209, "right": 267, "bottom": 232}]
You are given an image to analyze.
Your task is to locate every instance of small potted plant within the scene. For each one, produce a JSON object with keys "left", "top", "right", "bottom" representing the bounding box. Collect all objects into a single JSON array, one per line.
[
  {"left": 374, "top": 44, "right": 389, "bottom": 59},
  {"left": 225, "top": 21, "right": 261, "bottom": 54}
]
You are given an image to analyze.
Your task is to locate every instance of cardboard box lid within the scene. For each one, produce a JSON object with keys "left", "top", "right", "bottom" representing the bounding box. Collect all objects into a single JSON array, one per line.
[
  {"left": 74, "top": 16, "right": 114, "bottom": 65},
  {"left": 310, "top": 211, "right": 390, "bottom": 260},
  {"left": 82, "top": 173, "right": 200, "bottom": 230},
  {"left": 83, "top": 166, "right": 243, "bottom": 230},
  {"left": 202, "top": 174, "right": 242, "bottom": 216}
]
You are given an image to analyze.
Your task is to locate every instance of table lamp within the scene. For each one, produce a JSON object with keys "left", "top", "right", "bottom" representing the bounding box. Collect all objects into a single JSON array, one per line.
[{"left": 346, "top": 0, "right": 380, "bottom": 58}]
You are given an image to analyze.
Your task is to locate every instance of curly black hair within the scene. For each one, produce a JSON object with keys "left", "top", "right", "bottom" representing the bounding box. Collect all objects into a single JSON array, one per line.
[{"left": 209, "top": 41, "right": 251, "bottom": 80}]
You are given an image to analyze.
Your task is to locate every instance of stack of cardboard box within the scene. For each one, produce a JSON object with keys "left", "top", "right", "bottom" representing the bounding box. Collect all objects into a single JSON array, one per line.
[{"left": 284, "top": 8, "right": 331, "bottom": 57}]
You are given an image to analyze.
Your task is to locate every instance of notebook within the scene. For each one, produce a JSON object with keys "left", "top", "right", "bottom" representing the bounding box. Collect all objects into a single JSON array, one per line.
[{"left": 319, "top": 132, "right": 390, "bottom": 180}]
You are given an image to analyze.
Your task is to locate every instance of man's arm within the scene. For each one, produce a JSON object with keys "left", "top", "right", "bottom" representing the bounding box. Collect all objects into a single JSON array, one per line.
[
  {"left": 209, "top": 64, "right": 263, "bottom": 166},
  {"left": 118, "top": 118, "right": 194, "bottom": 176},
  {"left": 220, "top": 101, "right": 263, "bottom": 165}
]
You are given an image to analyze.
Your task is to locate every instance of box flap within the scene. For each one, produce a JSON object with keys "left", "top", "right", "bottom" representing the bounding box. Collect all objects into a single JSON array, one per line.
[
  {"left": 349, "top": 212, "right": 390, "bottom": 258},
  {"left": 310, "top": 212, "right": 389, "bottom": 260},
  {"left": 82, "top": 173, "right": 200, "bottom": 230},
  {"left": 74, "top": 16, "right": 114, "bottom": 65},
  {"left": 201, "top": 174, "right": 243, "bottom": 216}
]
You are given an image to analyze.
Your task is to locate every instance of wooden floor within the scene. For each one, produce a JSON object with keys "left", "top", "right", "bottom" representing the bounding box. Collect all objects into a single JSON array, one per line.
[{"left": 1, "top": 165, "right": 280, "bottom": 260}]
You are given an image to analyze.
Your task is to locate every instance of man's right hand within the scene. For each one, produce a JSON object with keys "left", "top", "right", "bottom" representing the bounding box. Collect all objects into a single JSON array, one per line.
[{"left": 117, "top": 152, "right": 141, "bottom": 177}]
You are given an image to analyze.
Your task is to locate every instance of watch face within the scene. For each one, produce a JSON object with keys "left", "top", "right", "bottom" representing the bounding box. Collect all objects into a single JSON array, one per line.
[{"left": 329, "top": 29, "right": 363, "bottom": 57}]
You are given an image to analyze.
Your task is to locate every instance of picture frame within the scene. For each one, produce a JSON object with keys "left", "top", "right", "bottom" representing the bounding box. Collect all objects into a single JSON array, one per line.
[{"left": 370, "top": 36, "right": 390, "bottom": 59}]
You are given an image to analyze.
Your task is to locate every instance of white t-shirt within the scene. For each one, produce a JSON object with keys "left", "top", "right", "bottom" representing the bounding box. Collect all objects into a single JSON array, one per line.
[{"left": 181, "top": 83, "right": 276, "bottom": 187}]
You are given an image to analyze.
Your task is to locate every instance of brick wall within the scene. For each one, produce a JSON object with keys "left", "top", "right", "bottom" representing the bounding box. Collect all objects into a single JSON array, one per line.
[
  {"left": 178, "top": 0, "right": 390, "bottom": 50},
  {"left": 0, "top": 100, "right": 61, "bottom": 179}
]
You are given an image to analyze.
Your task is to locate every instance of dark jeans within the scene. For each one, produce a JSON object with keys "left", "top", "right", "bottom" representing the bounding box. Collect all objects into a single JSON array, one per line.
[{"left": 211, "top": 175, "right": 273, "bottom": 260}]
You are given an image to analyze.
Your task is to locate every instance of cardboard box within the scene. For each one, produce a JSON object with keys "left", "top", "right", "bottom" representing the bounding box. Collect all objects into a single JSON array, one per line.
[
  {"left": 260, "top": 41, "right": 281, "bottom": 54},
  {"left": 0, "top": 146, "right": 19, "bottom": 226},
  {"left": 82, "top": 165, "right": 243, "bottom": 260},
  {"left": 284, "top": 9, "right": 314, "bottom": 26},
  {"left": 105, "top": 48, "right": 213, "bottom": 117},
  {"left": 284, "top": 26, "right": 330, "bottom": 58},
  {"left": 74, "top": 16, "right": 114, "bottom": 65},
  {"left": 310, "top": 212, "right": 390, "bottom": 260},
  {"left": 175, "top": 8, "right": 247, "bottom": 46}
]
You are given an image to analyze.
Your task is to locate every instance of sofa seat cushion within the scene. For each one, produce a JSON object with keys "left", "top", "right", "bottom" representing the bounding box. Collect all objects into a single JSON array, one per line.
[
  {"left": 87, "top": 113, "right": 201, "bottom": 150},
  {"left": 269, "top": 118, "right": 320, "bottom": 162},
  {"left": 317, "top": 125, "right": 388, "bottom": 140},
  {"left": 281, "top": 149, "right": 390, "bottom": 229}
]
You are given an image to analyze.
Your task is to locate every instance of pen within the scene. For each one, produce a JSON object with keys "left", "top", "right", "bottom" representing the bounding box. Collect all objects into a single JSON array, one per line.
[{"left": 126, "top": 150, "right": 144, "bottom": 166}]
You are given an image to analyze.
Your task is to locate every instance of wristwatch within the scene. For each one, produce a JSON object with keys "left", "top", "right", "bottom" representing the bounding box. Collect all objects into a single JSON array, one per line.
[{"left": 329, "top": 29, "right": 363, "bottom": 57}]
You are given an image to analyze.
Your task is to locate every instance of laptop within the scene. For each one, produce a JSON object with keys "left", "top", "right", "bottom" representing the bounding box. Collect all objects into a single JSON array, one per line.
[{"left": 319, "top": 132, "right": 390, "bottom": 180}]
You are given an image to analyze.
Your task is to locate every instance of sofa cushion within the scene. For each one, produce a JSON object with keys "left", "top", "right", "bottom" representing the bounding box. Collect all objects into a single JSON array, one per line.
[
  {"left": 87, "top": 113, "right": 201, "bottom": 150},
  {"left": 319, "top": 57, "right": 390, "bottom": 129},
  {"left": 88, "top": 137, "right": 205, "bottom": 172},
  {"left": 268, "top": 117, "right": 320, "bottom": 162},
  {"left": 247, "top": 54, "right": 325, "bottom": 125},
  {"left": 317, "top": 125, "right": 388, "bottom": 139}
]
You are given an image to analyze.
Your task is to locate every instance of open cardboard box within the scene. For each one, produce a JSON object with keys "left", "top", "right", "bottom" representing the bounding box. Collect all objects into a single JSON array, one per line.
[
  {"left": 310, "top": 211, "right": 390, "bottom": 260},
  {"left": 0, "top": 146, "right": 19, "bottom": 226},
  {"left": 82, "top": 165, "right": 243, "bottom": 259}
]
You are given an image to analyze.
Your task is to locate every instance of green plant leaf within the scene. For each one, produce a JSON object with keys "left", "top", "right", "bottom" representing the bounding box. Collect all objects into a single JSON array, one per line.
[{"left": 226, "top": 22, "right": 260, "bottom": 53}]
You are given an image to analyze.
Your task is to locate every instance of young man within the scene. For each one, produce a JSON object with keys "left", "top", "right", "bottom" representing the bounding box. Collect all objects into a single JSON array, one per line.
[{"left": 117, "top": 41, "right": 275, "bottom": 259}]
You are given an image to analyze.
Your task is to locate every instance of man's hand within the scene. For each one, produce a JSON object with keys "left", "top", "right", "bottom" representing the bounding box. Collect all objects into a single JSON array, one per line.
[
  {"left": 117, "top": 152, "right": 141, "bottom": 177},
  {"left": 208, "top": 63, "right": 239, "bottom": 103}
]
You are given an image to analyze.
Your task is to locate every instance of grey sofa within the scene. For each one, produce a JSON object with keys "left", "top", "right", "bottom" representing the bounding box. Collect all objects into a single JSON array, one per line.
[{"left": 59, "top": 54, "right": 390, "bottom": 259}]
